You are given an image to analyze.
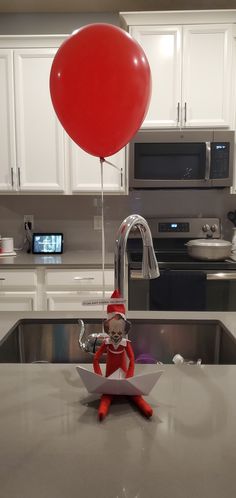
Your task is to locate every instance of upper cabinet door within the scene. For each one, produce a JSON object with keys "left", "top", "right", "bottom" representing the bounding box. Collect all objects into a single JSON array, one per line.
[
  {"left": 14, "top": 48, "right": 65, "bottom": 192},
  {"left": 130, "top": 26, "right": 182, "bottom": 128},
  {"left": 68, "top": 139, "right": 127, "bottom": 194},
  {"left": 0, "top": 50, "right": 16, "bottom": 190},
  {"left": 182, "top": 24, "right": 233, "bottom": 128}
]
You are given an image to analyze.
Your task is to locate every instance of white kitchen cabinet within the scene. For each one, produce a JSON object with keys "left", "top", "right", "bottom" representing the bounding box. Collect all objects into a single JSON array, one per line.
[
  {"left": 0, "top": 50, "right": 15, "bottom": 190},
  {"left": 0, "top": 36, "right": 65, "bottom": 193},
  {"left": 45, "top": 268, "right": 114, "bottom": 311},
  {"left": 14, "top": 48, "right": 65, "bottom": 192},
  {"left": 130, "top": 25, "right": 182, "bottom": 128},
  {"left": 0, "top": 269, "right": 38, "bottom": 310},
  {"left": 67, "top": 136, "right": 127, "bottom": 194},
  {"left": 123, "top": 11, "right": 236, "bottom": 129},
  {"left": 0, "top": 292, "right": 37, "bottom": 311},
  {"left": 0, "top": 267, "right": 115, "bottom": 311},
  {"left": 0, "top": 35, "right": 128, "bottom": 196},
  {"left": 47, "top": 290, "right": 112, "bottom": 311},
  {"left": 181, "top": 24, "right": 232, "bottom": 128}
]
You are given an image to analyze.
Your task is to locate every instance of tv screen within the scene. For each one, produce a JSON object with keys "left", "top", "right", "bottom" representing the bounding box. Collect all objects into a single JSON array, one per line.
[{"left": 32, "top": 233, "right": 63, "bottom": 254}]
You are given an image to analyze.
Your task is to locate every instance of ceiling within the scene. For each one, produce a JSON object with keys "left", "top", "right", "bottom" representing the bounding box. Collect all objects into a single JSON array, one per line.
[{"left": 0, "top": 0, "right": 235, "bottom": 13}]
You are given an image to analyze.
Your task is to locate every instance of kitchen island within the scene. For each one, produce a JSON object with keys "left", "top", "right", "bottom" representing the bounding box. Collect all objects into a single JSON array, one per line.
[{"left": 1, "top": 310, "right": 236, "bottom": 498}]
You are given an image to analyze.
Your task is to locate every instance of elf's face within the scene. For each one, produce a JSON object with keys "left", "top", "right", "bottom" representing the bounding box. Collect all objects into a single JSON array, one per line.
[{"left": 108, "top": 317, "right": 126, "bottom": 346}]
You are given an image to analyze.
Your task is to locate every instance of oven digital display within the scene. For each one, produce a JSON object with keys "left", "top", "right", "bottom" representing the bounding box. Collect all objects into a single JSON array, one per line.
[{"left": 159, "top": 222, "right": 189, "bottom": 232}]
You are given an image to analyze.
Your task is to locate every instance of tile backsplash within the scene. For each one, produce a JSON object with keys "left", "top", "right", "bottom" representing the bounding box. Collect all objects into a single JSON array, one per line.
[{"left": 0, "top": 189, "right": 236, "bottom": 253}]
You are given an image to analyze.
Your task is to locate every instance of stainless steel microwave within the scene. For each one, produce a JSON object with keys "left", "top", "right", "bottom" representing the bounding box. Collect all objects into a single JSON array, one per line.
[{"left": 129, "top": 130, "right": 235, "bottom": 189}]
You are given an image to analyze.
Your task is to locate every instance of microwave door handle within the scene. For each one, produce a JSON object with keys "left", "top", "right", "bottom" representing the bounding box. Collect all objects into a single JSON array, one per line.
[{"left": 205, "top": 142, "right": 211, "bottom": 180}]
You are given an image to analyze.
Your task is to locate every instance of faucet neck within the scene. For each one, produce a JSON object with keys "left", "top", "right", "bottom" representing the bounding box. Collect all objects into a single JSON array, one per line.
[{"left": 114, "top": 214, "right": 159, "bottom": 298}]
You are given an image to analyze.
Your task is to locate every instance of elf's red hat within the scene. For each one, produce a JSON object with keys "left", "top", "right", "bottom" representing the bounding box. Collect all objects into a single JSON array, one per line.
[{"left": 107, "top": 289, "right": 126, "bottom": 320}]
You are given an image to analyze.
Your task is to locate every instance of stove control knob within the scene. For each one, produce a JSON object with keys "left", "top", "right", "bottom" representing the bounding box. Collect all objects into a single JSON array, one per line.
[
  {"left": 202, "top": 224, "right": 210, "bottom": 232},
  {"left": 211, "top": 224, "right": 218, "bottom": 233}
]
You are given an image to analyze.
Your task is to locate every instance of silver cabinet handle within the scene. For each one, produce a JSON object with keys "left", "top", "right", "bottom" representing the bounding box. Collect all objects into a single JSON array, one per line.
[
  {"left": 177, "top": 102, "right": 180, "bottom": 125},
  {"left": 11, "top": 167, "right": 14, "bottom": 187},
  {"left": 184, "top": 102, "right": 187, "bottom": 124},
  {"left": 120, "top": 168, "right": 123, "bottom": 188},
  {"left": 205, "top": 142, "right": 211, "bottom": 180},
  {"left": 18, "top": 167, "right": 21, "bottom": 187},
  {"left": 73, "top": 277, "right": 95, "bottom": 281}
]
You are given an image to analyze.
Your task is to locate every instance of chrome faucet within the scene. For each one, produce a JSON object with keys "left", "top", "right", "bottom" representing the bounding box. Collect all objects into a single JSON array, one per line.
[
  {"left": 78, "top": 214, "right": 159, "bottom": 354},
  {"left": 114, "top": 214, "right": 159, "bottom": 297}
]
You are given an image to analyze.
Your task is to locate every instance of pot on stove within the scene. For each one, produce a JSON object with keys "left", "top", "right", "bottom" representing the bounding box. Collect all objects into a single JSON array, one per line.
[{"left": 186, "top": 239, "right": 232, "bottom": 261}]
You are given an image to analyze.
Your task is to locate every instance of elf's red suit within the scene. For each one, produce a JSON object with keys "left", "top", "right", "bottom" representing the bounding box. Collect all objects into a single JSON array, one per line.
[{"left": 93, "top": 290, "right": 153, "bottom": 421}]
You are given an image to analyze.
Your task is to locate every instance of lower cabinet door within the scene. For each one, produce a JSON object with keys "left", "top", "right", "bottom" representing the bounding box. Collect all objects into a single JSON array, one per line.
[
  {"left": 46, "top": 290, "right": 112, "bottom": 311},
  {"left": 0, "top": 292, "right": 37, "bottom": 311}
]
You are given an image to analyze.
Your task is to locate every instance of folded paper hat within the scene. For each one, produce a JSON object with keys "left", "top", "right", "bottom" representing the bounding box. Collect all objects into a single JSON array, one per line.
[{"left": 107, "top": 289, "right": 126, "bottom": 320}]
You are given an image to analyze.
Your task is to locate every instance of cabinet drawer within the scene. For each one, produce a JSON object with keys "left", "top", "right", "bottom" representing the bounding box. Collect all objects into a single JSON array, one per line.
[
  {"left": 47, "top": 290, "right": 112, "bottom": 311},
  {"left": 0, "top": 270, "right": 37, "bottom": 288},
  {"left": 45, "top": 269, "right": 114, "bottom": 288},
  {"left": 0, "top": 291, "right": 37, "bottom": 311}
]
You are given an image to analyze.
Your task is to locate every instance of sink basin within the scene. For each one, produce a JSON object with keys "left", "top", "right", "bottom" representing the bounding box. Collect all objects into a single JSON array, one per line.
[{"left": 0, "top": 318, "right": 236, "bottom": 364}]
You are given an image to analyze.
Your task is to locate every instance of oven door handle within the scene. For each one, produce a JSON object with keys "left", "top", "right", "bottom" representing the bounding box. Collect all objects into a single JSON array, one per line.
[
  {"left": 207, "top": 273, "right": 236, "bottom": 280},
  {"left": 131, "top": 270, "right": 236, "bottom": 281},
  {"left": 130, "top": 270, "right": 143, "bottom": 279}
]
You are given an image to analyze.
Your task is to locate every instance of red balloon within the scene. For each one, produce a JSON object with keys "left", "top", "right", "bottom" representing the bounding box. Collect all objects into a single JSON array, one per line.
[{"left": 50, "top": 24, "right": 151, "bottom": 158}]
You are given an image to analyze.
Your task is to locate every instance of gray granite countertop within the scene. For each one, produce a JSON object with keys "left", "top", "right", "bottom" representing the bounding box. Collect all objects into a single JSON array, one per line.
[
  {"left": 0, "top": 361, "right": 236, "bottom": 498},
  {"left": 1, "top": 310, "right": 236, "bottom": 498},
  {"left": 0, "top": 250, "right": 114, "bottom": 268}
]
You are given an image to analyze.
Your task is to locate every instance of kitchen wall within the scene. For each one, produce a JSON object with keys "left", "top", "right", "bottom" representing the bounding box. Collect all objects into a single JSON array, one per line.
[
  {"left": 0, "top": 12, "right": 236, "bottom": 253},
  {"left": 1, "top": 189, "right": 236, "bottom": 253}
]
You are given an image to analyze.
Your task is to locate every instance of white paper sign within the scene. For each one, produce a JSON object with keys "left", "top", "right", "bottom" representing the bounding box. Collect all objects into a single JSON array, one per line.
[{"left": 76, "top": 366, "right": 163, "bottom": 396}]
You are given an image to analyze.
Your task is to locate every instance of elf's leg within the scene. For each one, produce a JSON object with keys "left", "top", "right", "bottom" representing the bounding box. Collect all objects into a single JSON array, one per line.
[
  {"left": 98, "top": 394, "right": 113, "bottom": 421},
  {"left": 130, "top": 395, "right": 153, "bottom": 418}
]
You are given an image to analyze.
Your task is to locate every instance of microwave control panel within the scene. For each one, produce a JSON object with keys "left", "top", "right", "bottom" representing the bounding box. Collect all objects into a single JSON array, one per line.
[{"left": 210, "top": 142, "right": 230, "bottom": 179}]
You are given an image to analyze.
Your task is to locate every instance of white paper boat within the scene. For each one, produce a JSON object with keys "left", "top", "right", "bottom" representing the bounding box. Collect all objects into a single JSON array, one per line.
[{"left": 76, "top": 366, "right": 163, "bottom": 396}]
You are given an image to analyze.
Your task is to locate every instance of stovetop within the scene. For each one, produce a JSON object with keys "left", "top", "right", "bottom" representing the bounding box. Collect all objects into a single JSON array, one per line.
[{"left": 127, "top": 217, "right": 236, "bottom": 271}]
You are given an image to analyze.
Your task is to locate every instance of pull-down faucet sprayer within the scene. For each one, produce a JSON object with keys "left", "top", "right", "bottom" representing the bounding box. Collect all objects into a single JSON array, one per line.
[{"left": 114, "top": 214, "right": 160, "bottom": 297}]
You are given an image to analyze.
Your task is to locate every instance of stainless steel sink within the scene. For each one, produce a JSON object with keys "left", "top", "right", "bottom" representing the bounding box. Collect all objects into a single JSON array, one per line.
[{"left": 0, "top": 318, "right": 236, "bottom": 364}]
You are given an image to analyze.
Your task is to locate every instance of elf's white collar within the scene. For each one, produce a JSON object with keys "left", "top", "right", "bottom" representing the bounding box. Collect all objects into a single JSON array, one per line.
[{"left": 105, "top": 337, "right": 130, "bottom": 349}]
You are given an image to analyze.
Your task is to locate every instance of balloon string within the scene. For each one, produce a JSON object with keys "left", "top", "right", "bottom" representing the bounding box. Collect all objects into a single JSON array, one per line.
[
  {"left": 100, "top": 158, "right": 106, "bottom": 315},
  {"left": 100, "top": 157, "right": 120, "bottom": 172}
]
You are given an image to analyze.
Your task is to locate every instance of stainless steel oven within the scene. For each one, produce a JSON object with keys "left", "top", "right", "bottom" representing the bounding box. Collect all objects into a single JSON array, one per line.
[
  {"left": 129, "top": 130, "right": 234, "bottom": 189},
  {"left": 128, "top": 217, "right": 236, "bottom": 311}
]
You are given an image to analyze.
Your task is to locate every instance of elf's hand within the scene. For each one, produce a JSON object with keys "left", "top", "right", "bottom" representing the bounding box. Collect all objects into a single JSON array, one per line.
[{"left": 125, "top": 370, "right": 133, "bottom": 379}]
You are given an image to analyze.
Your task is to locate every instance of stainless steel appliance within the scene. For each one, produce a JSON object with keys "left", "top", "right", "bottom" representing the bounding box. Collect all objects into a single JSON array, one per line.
[
  {"left": 129, "top": 129, "right": 234, "bottom": 188},
  {"left": 128, "top": 217, "right": 236, "bottom": 311}
]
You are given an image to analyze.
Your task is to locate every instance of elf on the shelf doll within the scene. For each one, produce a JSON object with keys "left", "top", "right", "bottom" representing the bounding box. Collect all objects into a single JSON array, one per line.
[{"left": 93, "top": 290, "right": 153, "bottom": 421}]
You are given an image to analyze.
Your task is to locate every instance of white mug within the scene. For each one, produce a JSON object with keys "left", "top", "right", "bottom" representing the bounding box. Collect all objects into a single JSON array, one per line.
[{"left": 0, "top": 237, "right": 14, "bottom": 253}]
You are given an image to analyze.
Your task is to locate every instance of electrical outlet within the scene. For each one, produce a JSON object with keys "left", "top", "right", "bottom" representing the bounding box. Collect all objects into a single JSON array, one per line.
[
  {"left": 94, "top": 216, "right": 102, "bottom": 230},
  {"left": 24, "top": 214, "right": 34, "bottom": 230}
]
